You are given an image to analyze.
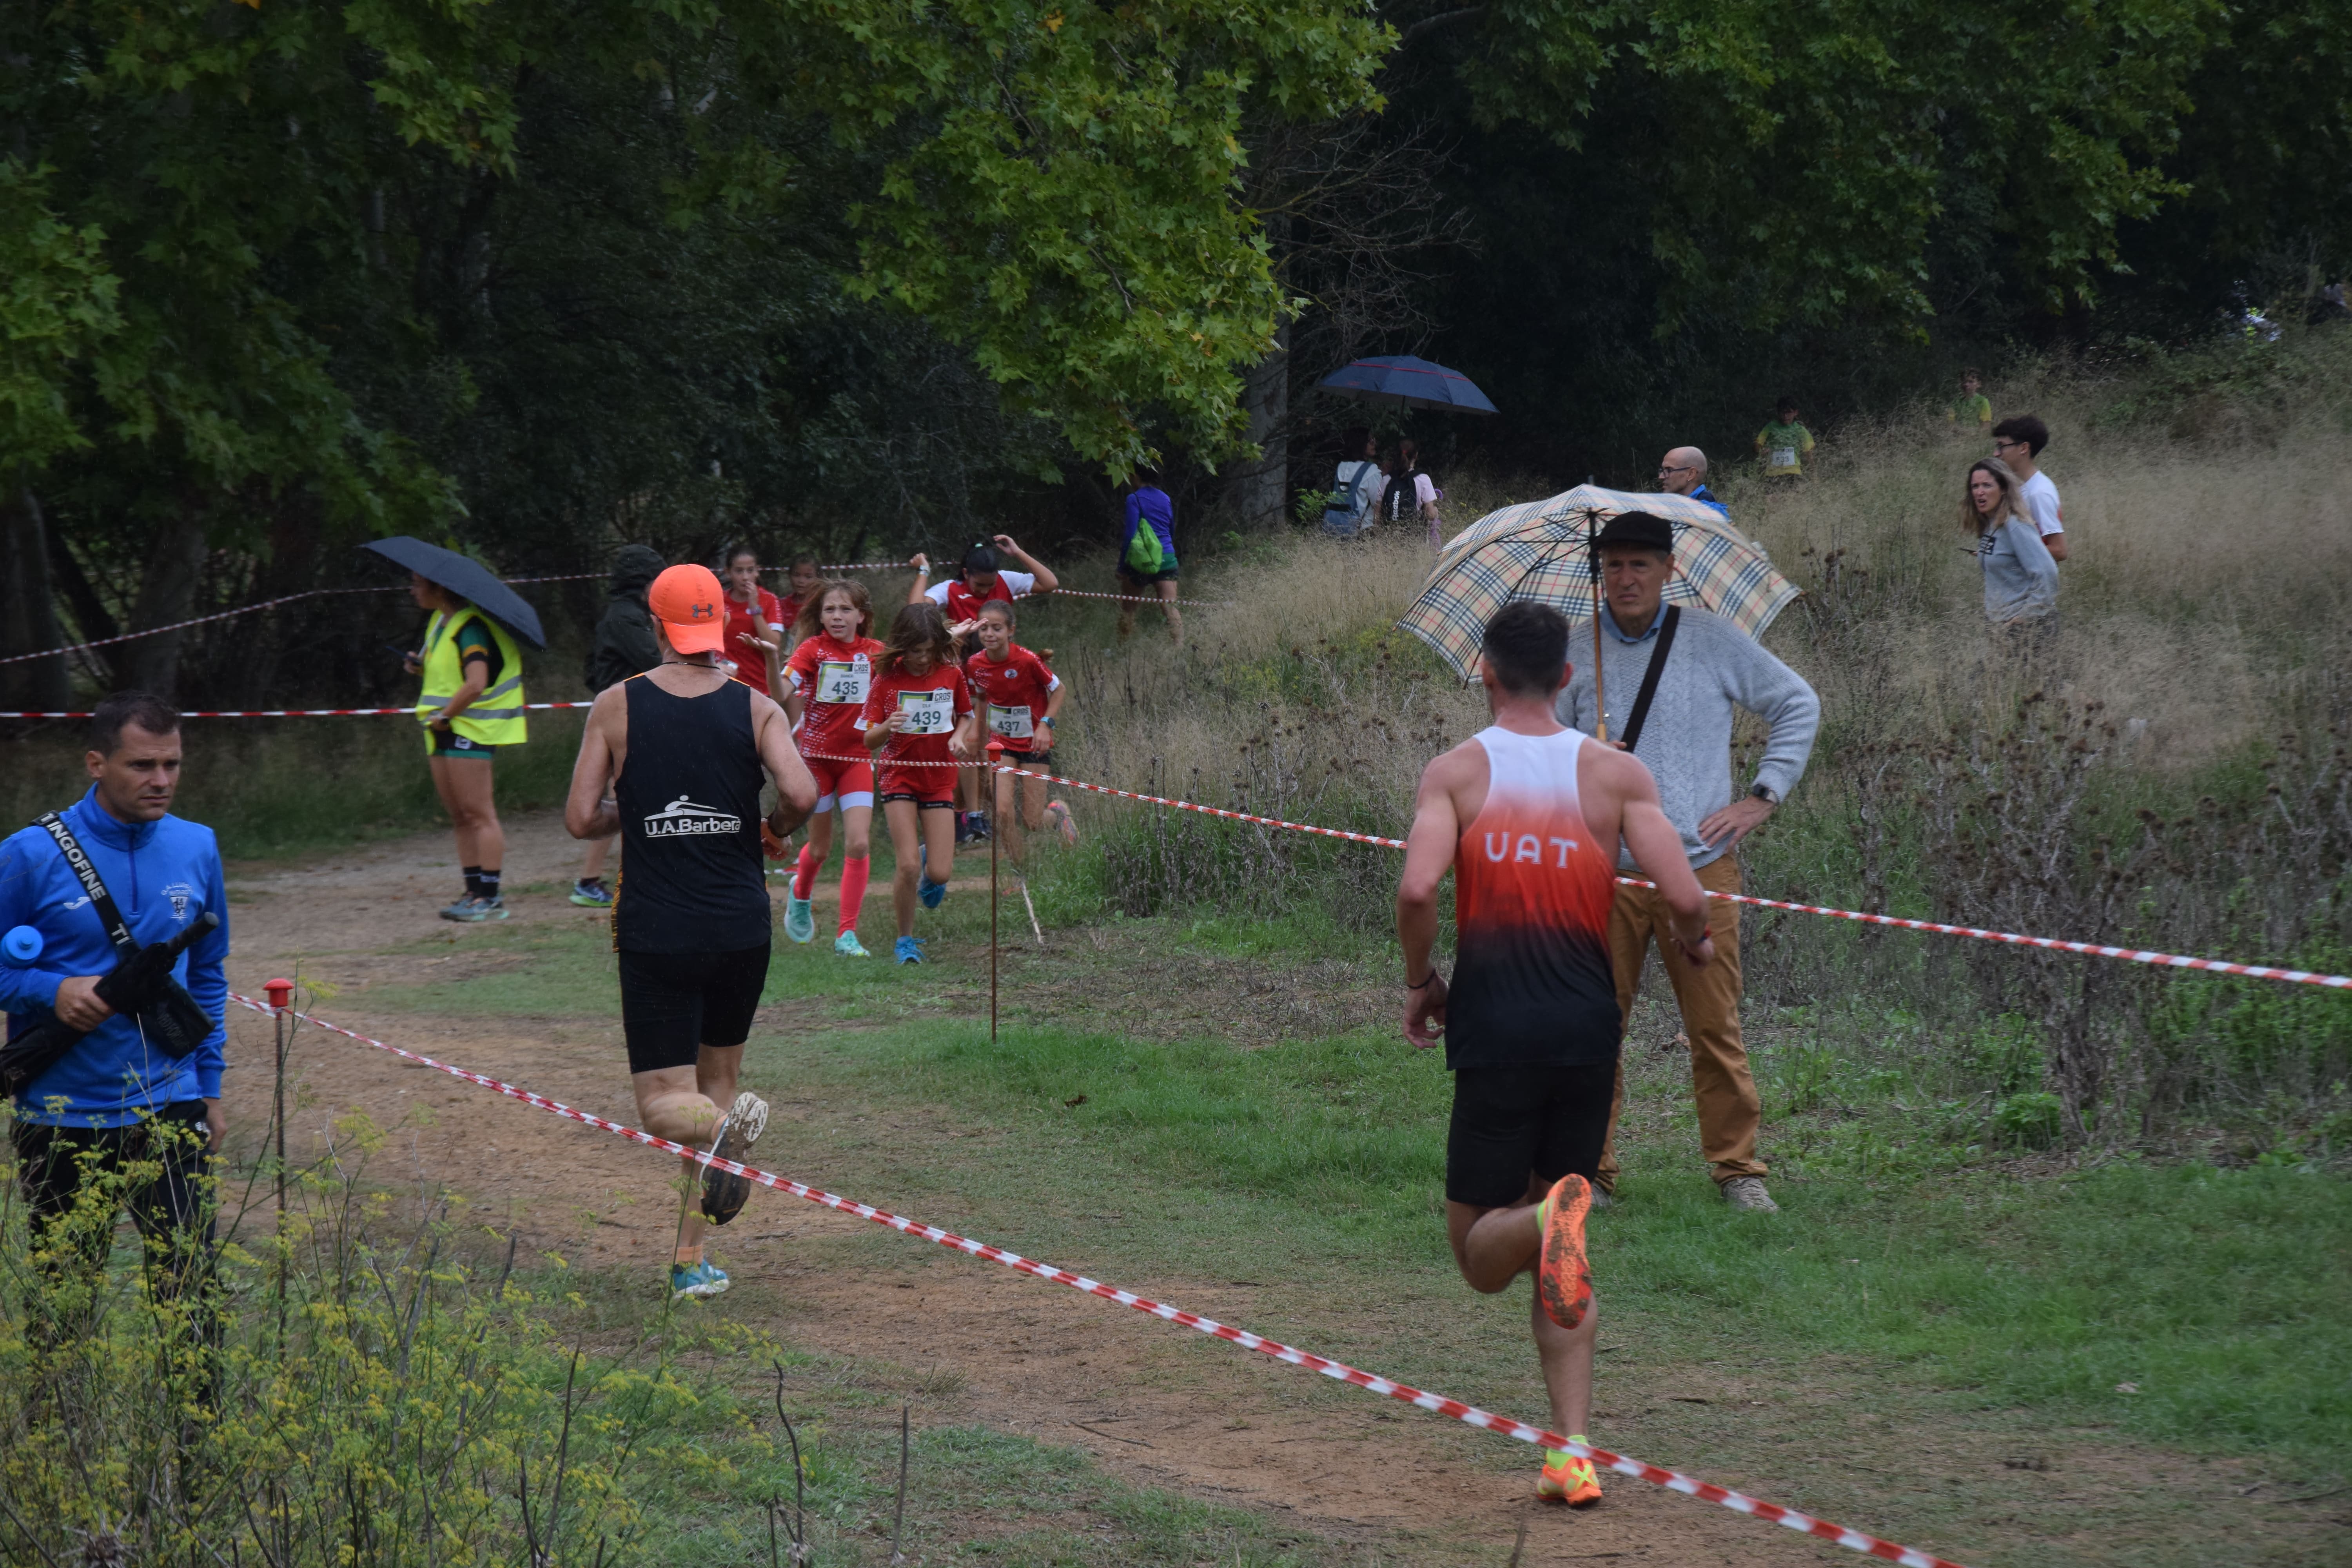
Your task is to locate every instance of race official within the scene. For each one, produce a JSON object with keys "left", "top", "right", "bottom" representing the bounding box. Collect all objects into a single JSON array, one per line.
[
  {"left": 1555, "top": 513, "right": 1819, "bottom": 1212},
  {"left": 0, "top": 691, "right": 230, "bottom": 1317}
]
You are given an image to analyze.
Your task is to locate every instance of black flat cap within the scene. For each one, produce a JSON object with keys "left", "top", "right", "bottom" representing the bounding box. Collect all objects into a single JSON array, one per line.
[{"left": 1593, "top": 511, "right": 1675, "bottom": 552}]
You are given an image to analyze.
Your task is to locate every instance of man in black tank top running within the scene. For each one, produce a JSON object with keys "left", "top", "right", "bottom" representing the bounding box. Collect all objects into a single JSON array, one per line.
[{"left": 565, "top": 563, "right": 818, "bottom": 1301}]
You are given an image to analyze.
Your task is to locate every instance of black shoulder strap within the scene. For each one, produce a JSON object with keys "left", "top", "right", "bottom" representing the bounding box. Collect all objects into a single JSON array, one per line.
[
  {"left": 1617, "top": 606, "right": 1681, "bottom": 754},
  {"left": 34, "top": 811, "right": 138, "bottom": 958}
]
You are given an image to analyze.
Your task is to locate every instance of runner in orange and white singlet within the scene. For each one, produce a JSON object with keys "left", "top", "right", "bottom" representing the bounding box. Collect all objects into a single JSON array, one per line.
[
  {"left": 774, "top": 579, "right": 887, "bottom": 958},
  {"left": 1395, "top": 600, "right": 1712, "bottom": 1508}
]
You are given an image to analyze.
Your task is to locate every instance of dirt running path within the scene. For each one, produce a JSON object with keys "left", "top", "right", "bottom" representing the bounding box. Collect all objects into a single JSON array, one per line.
[{"left": 217, "top": 814, "right": 1869, "bottom": 1567}]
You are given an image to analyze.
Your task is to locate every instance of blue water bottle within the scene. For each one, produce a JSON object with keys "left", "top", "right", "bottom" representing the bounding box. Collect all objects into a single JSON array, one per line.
[{"left": 2, "top": 926, "right": 42, "bottom": 966}]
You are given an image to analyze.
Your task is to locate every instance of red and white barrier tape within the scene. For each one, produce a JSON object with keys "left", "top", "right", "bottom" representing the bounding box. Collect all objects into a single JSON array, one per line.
[
  {"left": 799, "top": 753, "right": 2352, "bottom": 987},
  {"left": 0, "top": 685, "right": 2325, "bottom": 993},
  {"left": 1016, "top": 587, "right": 1231, "bottom": 607},
  {"left": 0, "top": 702, "right": 597, "bottom": 720},
  {"left": 226, "top": 990, "right": 1969, "bottom": 1568},
  {"left": 994, "top": 761, "right": 1403, "bottom": 848},
  {"left": 1615, "top": 879, "right": 2352, "bottom": 990}
]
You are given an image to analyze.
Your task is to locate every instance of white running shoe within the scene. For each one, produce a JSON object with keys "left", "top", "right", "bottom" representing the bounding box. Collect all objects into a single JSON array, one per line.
[{"left": 700, "top": 1091, "right": 770, "bottom": 1226}]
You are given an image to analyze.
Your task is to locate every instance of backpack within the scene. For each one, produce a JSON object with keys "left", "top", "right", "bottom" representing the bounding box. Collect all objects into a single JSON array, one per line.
[{"left": 1123, "top": 517, "right": 1166, "bottom": 576}]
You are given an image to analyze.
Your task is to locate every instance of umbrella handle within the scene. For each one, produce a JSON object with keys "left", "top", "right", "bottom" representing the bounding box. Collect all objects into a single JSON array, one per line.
[{"left": 1589, "top": 532, "right": 1608, "bottom": 744}]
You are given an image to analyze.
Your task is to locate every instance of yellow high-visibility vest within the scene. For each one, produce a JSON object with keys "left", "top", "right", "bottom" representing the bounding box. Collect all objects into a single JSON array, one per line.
[{"left": 416, "top": 606, "right": 528, "bottom": 749}]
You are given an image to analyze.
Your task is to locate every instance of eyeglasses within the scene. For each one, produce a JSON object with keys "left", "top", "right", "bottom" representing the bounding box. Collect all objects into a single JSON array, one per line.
[
  {"left": 1993, "top": 439, "right": 2026, "bottom": 451},
  {"left": 1657, "top": 464, "right": 1694, "bottom": 475}
]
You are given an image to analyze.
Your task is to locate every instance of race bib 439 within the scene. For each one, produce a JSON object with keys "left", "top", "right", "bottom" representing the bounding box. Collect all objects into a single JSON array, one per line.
[{"left": 898, "top": 690, "right": 953, "bottom": 735}]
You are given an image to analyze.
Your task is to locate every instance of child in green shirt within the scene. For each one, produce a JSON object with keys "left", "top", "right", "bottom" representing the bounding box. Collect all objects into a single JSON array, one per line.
[
  {"left": 1754, "top": 398, "right": 1816, "bottom": 478},
  {"left": 1949, "top": 368, "right": 1992, "bottom": 430}
]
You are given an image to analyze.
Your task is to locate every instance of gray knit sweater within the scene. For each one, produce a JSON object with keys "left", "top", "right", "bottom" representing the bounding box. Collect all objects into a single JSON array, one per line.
[{"left": 1553, "top": 604, "right": 1820, "bottom": 870}]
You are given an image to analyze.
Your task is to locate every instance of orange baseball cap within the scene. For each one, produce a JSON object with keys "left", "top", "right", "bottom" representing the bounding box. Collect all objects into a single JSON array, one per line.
[{"left": 649, "top": 563, "right": 727, "bottom": 655}]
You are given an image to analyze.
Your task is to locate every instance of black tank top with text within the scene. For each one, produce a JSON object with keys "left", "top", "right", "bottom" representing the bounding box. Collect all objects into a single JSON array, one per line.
[{"left": 613, "top": 675, "right": 770, "bottom": 953}]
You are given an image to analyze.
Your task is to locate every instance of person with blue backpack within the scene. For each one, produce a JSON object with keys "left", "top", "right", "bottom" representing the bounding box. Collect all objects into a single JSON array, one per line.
[
  {"left": 1116, "top": 465, "right": 1183, "bottom": 645},
  {"left": 1321, "top": 427, "right": 1382, "bottom": 539}
]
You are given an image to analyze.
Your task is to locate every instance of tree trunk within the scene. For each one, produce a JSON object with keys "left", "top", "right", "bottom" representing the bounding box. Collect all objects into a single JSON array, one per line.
[
  {"left": 122, "top": 509, "right": 209, "bottom": 698},
  {"left": 1227, "top": 324, "right": 1291, "bottom": 530},
  {"left": 0, "top": 483, "right": 70, "bottom": 712}
]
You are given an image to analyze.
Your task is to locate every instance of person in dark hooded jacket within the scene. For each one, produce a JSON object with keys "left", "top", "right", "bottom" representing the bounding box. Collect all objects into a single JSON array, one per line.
[{"left": 572, "top": 545, "right": 666, "bottom": 905}]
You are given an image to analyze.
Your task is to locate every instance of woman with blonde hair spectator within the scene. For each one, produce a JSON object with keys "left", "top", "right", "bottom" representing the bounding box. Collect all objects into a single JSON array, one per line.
[{"left": 1960, "top": 458, "right": 2058, "bottom": 633}]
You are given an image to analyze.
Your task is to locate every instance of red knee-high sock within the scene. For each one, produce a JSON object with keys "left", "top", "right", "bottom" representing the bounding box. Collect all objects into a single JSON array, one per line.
[
  {"left": 791, "top": 844, "right": 821, "bottom": 900},
  {"left": 837, "top": 855, "right": 871, "bottom": 935}
]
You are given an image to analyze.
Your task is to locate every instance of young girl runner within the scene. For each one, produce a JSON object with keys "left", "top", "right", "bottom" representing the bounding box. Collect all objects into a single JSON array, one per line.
[
  {"left": 964, "top": 601, "right": 1071, "bottom": 860},
  {"left": 721, "top": 543, "right": 788, "bottom": 690},
  {"left": 862, "top": 602, "right": 979, "bottom": 963},
  {"left": 776, "top": 580, "right": 887, "bottom": 957}
]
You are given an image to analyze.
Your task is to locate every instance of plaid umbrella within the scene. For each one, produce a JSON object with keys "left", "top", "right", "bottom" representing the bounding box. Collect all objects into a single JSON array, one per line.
[{"left": 1399, "top": 485, "right": 1800, "bottom": 723}]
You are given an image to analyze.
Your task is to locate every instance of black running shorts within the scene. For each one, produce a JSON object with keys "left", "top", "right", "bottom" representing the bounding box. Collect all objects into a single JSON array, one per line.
[
  {"left": 617, "top": 944, "right": 771, "bottom": 1075},
  {"left": 877, "top": 791, "right": 958, "bottom": 809},
  {"left": 1445, "top": 1062, "right": 1615, "bottom": 1209}
]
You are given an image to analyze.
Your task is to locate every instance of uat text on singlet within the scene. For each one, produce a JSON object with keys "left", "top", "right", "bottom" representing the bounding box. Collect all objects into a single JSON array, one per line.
[{"left": 1445, "top": 725, "right": 1622, "bottom": 1070}]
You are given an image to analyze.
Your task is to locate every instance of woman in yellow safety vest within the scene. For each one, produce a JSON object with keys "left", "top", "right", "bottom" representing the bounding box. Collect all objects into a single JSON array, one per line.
[{"left": 402, "top": 573, "right": 528, "bottom": 922}]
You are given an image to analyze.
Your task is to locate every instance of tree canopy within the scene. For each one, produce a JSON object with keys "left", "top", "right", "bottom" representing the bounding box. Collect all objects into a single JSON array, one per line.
[{"left": 2, "top": 0, "right": 2343, "bottom": 701}]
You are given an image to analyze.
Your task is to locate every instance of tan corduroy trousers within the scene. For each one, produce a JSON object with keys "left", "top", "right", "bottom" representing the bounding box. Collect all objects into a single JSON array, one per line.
[{"left": 1597, "top": 855, "right": 1766, "bottom": 1191}]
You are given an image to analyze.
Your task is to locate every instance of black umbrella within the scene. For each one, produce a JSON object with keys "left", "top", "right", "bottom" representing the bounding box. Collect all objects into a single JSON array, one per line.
[
  {"left": 362, "top": 537, "right": 548, "bottom": 649},
  {"left": 1313, "top": 354, "right": 1499, "bottom": 414}
]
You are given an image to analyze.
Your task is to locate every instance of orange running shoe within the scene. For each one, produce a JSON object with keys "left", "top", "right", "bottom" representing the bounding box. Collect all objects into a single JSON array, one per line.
[
  {"left": 1535, "top": 1173, "right": 1593, "bottom": 1330},
  {"left": 1537, "top": 1443, "right": 1603, "bottom": 1506}
]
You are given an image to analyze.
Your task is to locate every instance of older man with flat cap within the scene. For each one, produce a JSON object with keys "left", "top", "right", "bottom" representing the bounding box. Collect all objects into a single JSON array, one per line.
[{"left": 1557, "top": 511, "right": 1818, "bottom": 1212}]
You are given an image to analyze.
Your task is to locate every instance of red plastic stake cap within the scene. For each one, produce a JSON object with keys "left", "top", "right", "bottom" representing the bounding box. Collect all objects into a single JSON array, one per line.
[
  {"left": 987, "top": 739, "right": 1005, "bottom": 761},
  {"left": 264, "top": 978, "right": 294, "bottom": 1011}
]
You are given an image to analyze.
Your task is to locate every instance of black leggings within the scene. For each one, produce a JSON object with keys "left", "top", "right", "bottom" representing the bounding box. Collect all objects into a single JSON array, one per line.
[{"left": 13, "top": 1100, "right": 220, "bottom": 1340}]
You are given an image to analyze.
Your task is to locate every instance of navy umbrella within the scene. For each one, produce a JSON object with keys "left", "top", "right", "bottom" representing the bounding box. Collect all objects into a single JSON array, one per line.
[
  {"left": 362, "top": 537, "right": 548, "bottom": 649},
  {"left": 1314, "top": 354, "right": 1498, "bottom": 414}
]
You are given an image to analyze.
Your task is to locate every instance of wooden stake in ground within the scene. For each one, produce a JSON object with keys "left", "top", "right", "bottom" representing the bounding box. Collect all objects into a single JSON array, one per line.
[
  {"left": 265, "top": 976, "right": 294, "bottom": 1336},
  {"left": 987, "top": 741, "right": 1003, "bottom": 1044}
]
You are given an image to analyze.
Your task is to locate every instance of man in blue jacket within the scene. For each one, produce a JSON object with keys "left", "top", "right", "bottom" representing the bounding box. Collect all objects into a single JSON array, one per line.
[{"left": 1, "top": 690, "right": 230, "bottom": 1316}]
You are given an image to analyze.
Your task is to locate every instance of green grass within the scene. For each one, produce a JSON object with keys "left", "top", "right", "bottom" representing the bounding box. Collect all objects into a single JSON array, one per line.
[
  {"left": 764, "top": 1003, "right": 2352, "bottom": 1472},
  {"left": 367, "top": 906, "right": 2352, "bottom": 1485}
]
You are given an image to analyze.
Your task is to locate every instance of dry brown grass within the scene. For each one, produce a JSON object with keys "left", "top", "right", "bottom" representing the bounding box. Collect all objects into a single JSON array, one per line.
[{"left": 1043, "top": 331, "right": 2352, "bottom": 1141}]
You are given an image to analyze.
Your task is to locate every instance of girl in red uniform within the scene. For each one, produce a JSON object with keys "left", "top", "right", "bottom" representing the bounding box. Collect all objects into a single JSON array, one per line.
[
  {"left": 777, "top": 581, "right": 886, "bottom": 958},
  {"left": 965, "top": 601, "right": 1069, "bottom": 862},
  {"left": 772, "top": 557, "right": 823, "bottom": 649},
  {"left": 862, "top": 602, "right": 978, "bottom": 964},
  {"left": 908, "top": 536, "right": 1061, "bottom": 841},
  {"left": 721, "top": 543, "right": 787, "bottom": 690}
]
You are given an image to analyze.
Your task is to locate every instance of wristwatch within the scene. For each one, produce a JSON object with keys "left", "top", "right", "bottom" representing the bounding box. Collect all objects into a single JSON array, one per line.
[{"left": 1749, "top": 783, "right": 1778, "bottom": 805}]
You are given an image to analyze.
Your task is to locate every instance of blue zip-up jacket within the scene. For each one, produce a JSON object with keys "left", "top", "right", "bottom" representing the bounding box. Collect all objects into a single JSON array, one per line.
[
  {"left": 1123, "top": 487, "right": 1177, "bottom": 568},
  {"left": 0, "top": 787, "right": 230, "bottom": 1126}
]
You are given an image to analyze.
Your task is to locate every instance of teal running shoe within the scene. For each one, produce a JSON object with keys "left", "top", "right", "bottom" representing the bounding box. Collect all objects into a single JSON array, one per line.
[
  {"left": 834, "top": 931, "right": 871, "bottom": 958},
  {"left": 894, "top": 935, "right": 925, "bottom": 964},
  {"left": 568, "top": 880, "right": 613, "bottom": 908},
  {"left": 784, "top": 894, "right": 816, "bottom": 944},
  {"left": 670, "top": 1259, "right": 730, "bottom": 1300},
  {"left": 918, "top": 876, "right": 947, "bottom": 910},
  {"left": 439, "top": 895, "right": 509, "bottom": 923}
]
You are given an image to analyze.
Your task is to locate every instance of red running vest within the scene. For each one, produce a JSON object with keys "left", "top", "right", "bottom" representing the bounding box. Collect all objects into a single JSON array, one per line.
[{"left": 1444, "top": 725, "right": 1623, "bottom": 1069}]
